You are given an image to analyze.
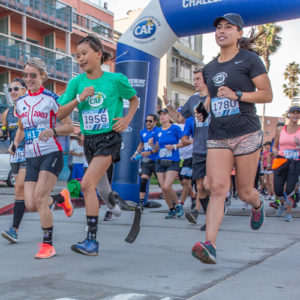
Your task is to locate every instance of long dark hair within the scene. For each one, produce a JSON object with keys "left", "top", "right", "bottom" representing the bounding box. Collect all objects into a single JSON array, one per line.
[
  {"left": 78, "top": 34, "right": 103, "bottom": 53},
  {"left": 238, "top": 27, "right": 265, "bottom": 54}
]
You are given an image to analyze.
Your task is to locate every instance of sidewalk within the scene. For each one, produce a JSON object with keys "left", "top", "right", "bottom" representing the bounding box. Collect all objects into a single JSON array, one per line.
[{"left": 0, "top": 197, "right": 299, "bottom": 299}]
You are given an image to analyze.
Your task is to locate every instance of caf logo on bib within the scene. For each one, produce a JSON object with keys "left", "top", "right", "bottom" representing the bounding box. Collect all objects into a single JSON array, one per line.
[
  {"left": 212, "top": 72, "right": 228, "bottom": 87},
  {"left": 88, "top": 92, "right": 106, "bottom": 108}
]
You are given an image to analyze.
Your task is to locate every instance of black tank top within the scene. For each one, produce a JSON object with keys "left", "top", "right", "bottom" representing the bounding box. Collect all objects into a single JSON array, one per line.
[{"left": 6, "top": 106, "right": 25, "bottom": 148}]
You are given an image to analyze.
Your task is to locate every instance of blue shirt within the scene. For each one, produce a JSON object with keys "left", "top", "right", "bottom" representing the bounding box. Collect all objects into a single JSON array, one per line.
[
  {"left": 156, "top": 124, "right": 183, "bottom": 162},
  {"left": 140, "top": 127, "right": 159, "bottom": 161},
  {"left": 183, "top": 116, "right": 194, "bottom": 138}
]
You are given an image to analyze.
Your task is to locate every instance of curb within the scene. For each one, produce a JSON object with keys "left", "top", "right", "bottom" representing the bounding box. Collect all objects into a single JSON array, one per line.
[{"left": 0, "top": 191, "right": 167, "bottom": 216}]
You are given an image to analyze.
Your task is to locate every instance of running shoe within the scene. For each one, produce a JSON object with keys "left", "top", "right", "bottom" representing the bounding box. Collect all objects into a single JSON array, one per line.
[
  {"left": 1, "top": 226, "right": 18, "bottom": 243},
  {"left": 57, "top": 189, "right": 73, "bottom": 217},
  {"left": 190, "top": 195, "right": 197, "bottom": 210},
  {"left": 165, "top": 210, "right": 176, "bottom": 219},
  {"left": 192, "top": 241, "right": 216, "bottom": 264},
  {"left": 242, "top": 202, "right": 249, "bottom": 210},
  {"left": 35, "top": 243, "right": 56, "bottom": 259},
  {"left": 185, "top": 210, "right": 198, "bottom": 224},
  {"left": 175, "top": 204, "right": 184, "bottom": 218},
  {"left": 71, "top": 238, "right": 99, "bottom": 256},
  {"left": 250, "top": 196, "right": 265, "bottom": 230},
  {"left": 103, "top": 211, "right": 113, "bottom": 221},
  {"left": 108, "top": 191, "right": 122, "bottom": 217},
  {"left": 276, "top": 204, "right": 285, "bottom": 217},
  {"left": 285, "top": 213, "right": 293, "bottom": 222},
  {"left": 200, "top": 223, "right": 206, "bottom": 231},
  {"left": 270, "top": 201, "right": 279, "bottom": 209}
]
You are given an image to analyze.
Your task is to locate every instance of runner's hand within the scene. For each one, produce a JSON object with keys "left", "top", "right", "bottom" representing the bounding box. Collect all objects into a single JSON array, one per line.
[
  {"left": 163, "top": 87, "right": 170, "bottom": 106},
  {"left": 38, "top": 128, "right": 54, "bottom": 142},
  {"left": 8, "top": 142, "right": 16, "bottom": 155},
  {"left": 141, "top": 151, "right": 150, "bottom": 158},
  {"left": 80, "top": 86, "right": 95, "bottom": 102},
  {"left": 148, "top": 137, "right": 154, "bottom": 147},
  {"left": 194, "top": 111, "right": 204, "bottom": 123},
  {"left": 165, "top": 144, "right": 173, "bottom": 151},
  {"left": 113, "top": 117, "right": 130, "bottom": 132},
  {"left": 217, "top": 86, "right": 236, "bottom": 100}
]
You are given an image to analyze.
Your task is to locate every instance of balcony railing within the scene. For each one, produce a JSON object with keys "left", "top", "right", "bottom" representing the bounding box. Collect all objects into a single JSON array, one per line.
[
  {"left": 0, "top": 0, "right": 72, "bottom": 31},
  {"left": 72, "top": 12, "right": 115, "bottom": 41},
  {"left": 0, "top": 34, "right": 72, "bottom": 82},
  {"left": 169, "top": 66, "right": 194, "bottom": 88}
]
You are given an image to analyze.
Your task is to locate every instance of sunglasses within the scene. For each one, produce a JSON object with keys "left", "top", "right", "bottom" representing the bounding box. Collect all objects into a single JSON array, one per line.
[
  {"left": 145, "top": 119, "right": 153, "bottom": 123},
  {"left": 22, "top": 72, "right": 38, "bottom": 79},
  {"left": 8, "top": 86, "right": 24, "bottom": 92}
]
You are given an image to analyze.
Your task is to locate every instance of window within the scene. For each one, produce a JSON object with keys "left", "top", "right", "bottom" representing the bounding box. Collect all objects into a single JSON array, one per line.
[
  {"left": 180, "top": 61, "right": 192, "bottom": 81},
  {"left": 0, "top": 17, "right": 9, "bottom": 35},
  {"left": 0, "top": 73, "right": 9, "bottom": 93},
  {"left": 178, "top": 36, "right": 196, "bottom": 51},
  {"left": 44, "top": 33, "right": 54, "bottom": 50},
  {"left": 266, "top": 120, "right": 270, "bottom": 125},
  {"left": 171, "top": 57, "right": 179, "bottom": 77}
]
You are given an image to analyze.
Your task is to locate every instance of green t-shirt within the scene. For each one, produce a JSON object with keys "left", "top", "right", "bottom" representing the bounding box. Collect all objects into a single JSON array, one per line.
[{"left": 58, "top": 72, "right": 137, "bottom": 135}]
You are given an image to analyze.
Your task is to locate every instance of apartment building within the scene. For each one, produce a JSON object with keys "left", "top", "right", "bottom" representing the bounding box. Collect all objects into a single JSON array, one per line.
[
  {"left": 0, "top": 0, "right": 118, "bottom": 112},
  {"left": 114, "top": 9, "right": 204, "bottom": 109}
]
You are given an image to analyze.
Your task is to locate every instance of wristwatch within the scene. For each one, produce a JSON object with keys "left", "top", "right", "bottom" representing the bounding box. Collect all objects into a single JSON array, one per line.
[{"left": 235, "top": 91, "right": 243, "bottom": 101}]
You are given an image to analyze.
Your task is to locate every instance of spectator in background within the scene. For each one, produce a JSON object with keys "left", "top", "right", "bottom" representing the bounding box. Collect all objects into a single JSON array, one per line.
[
  {"left": 67, "top": 135, "right": 76, "bottom": 182},
  {"left": 69, "top": 132, "right": 85, "bottom": 180}
]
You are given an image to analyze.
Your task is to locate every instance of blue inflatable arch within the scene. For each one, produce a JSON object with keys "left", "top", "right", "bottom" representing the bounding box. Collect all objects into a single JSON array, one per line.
[{"left": 112, "top": 0, "right": 300, "bottom": 202}]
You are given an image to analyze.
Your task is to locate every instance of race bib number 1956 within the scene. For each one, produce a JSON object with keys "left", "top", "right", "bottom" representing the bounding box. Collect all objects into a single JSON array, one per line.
[
  {"left": 82, "top": 109, "right": 109, "bottom": 131},
  {"left": 211, "top": 97, "right": 240, "bottom": 118}
]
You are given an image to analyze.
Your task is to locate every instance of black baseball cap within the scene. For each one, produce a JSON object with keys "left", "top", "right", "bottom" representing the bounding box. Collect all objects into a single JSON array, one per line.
[
  {"left": 213, "top": 13, "right": 244, "bottom": 30},
  {"left": 289, "top": 106, "right": 300, "bottom": 113},
  {"left": 158, "top": 108, "right": 168, "bottom": 114}
]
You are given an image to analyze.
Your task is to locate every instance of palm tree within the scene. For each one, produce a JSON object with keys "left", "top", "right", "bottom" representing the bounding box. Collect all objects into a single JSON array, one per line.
[
  {"left": 282, "top": 61, "right": 300, "bottom": 105},
  {"left": 254, "top": 23, "right": 282, "bottom": 130}
]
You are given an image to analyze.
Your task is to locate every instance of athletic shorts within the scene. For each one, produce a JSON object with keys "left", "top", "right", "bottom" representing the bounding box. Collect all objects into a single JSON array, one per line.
[
  {"left": 179, "top": 157, "right": 193, "bottom": 180},
  {"left": 84, "top": 131, "right": 122, "bottom": 164},
  {"left": 141, "top": 160, "right": 156, "bottom": 177},
  {"left": 25, "top": 151, "right": 63, "bottom": 182},
  {"left": 192, "top": 153, "right": 207, "bottom": 180},
  {"left": 156, "top": 160, "right": 180, "bottom": 173},
  {"left": 10, "top": 161, "right": 26, "bottom": 176},
  {"left": 263, "top": 168, "right": 273, "bottom": 175},
  {"left": 207, "top": 130, "right": 263, "bottom": 156}
]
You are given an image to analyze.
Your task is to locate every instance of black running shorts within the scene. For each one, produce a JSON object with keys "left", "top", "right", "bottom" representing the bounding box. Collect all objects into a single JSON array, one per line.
[
  {"left": 84, "top": 131, "right": 122, "bottom": 164},
  {"left": 25, "top": 151, "right": 63, "bottom": 182}
]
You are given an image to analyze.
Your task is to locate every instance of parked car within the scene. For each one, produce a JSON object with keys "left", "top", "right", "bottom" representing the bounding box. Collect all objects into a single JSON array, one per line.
[{"left": 0, "top": 139, "right": 15, "bottom": 187}]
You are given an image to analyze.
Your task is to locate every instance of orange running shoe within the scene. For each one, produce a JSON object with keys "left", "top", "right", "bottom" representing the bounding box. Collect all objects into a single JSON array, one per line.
[
  {"left": 35, "top": 243, "right": 56, "bottom": 259},
  {"left": 57, "top": 188, "right": 73, "bottom": 217}
]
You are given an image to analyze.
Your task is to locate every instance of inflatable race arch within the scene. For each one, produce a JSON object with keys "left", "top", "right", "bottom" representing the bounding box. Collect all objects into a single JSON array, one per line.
[{"left": 112, "top": 0, "right": 300, "bottom": 202}]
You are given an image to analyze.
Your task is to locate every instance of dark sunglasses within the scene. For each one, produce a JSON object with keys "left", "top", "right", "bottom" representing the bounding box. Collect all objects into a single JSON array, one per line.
[
  {"left": 8, "top": 86, "right": 24, "bottom": 92},
  {"left": 22, "top": 72, "right": 38, "bottom": 79},
  {"left": 145, "top": 119, "right": 153, "bottom": 123}
]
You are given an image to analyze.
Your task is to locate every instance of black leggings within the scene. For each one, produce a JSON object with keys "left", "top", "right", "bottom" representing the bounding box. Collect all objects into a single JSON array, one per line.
[{"left": 274, "top": 160, "right": 300, "bottom": 197}]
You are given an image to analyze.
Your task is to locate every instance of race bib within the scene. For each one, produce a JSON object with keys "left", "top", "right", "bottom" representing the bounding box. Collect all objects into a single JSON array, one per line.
[
  {"left": 82, "top": 109, "right": 109, "bottom": 131},
  {"left": 159, "top": 148, "right": 172, "bottom": 158},
  {"left": 283, "top": 149, "right": 299, "bottom": 159},
  {"left": 144, "top": 142, "right": 152, "bottom": 151},
  {"left": 24, "top": 127, "right": 43, "bottom": 144},
  {"left": 211, "top": 97, "right": 240, "bottom": 118},
  {"left": 180, "top": 167, "right": 192, "bottom": 177},
  {"left": 10, "top": 148, "right": 25, "bottom": 163}
]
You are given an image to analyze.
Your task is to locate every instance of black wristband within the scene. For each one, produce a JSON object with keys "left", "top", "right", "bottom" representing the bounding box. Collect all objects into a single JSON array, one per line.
[
  {"left": 52, "top": 128, "right": 58, "bottom": 138},
  {"left": 150, "top": 150, "right": 154, "bottom": 154}
]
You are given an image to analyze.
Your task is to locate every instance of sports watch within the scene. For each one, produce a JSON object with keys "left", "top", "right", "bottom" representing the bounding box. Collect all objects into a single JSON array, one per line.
[{"left": 235, "top": 91, "right": 243, "bottom": 101}]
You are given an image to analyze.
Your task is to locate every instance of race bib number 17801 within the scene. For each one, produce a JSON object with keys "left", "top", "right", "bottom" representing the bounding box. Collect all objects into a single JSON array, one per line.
[{"left": 211, "top": 97, "right": 240, "bottom": 118}]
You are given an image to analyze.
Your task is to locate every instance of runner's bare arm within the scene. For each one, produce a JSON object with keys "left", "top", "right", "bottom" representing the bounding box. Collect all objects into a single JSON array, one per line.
[
  {"left": 217, "top": 74, "right": 272, "bottom": 104},
  {"left": 162, "top": 87, "right": 185, "bottom": 123},
  {"left": 113, "top": 95, "right": 139, "bottom": 132}
]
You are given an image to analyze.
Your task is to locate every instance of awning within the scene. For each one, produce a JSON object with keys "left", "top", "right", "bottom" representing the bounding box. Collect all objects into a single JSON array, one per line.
[{"left": 172, "top": 46, "right": 203, "bottom": 65}]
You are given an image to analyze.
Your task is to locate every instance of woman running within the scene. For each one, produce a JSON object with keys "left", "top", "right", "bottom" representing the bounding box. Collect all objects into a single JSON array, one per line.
[
  {"left": 12, "top": 57, "right": 73, "bottom": 258},
  {"left": 192, "top": 13, "right": 272, "bottom": 264},
  {"left": 58, "top": 34, "right": 138, "bottom": 256},
  {"left": 273, "top": 106, "right": 300, "bottom": 222},
  {"left": 150, "top": 109, "right": 184, "bottom": 219},
  {"left": 262, "top": 141, "right": 275, "bottom": 200},
  {"left": 1, "top": 78, "right": 27, "bottom": 243}
]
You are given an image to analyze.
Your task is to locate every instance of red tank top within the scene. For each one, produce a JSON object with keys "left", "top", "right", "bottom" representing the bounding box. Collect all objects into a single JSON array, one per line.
[{"left": 278, "top": 125, "right": 300, "bottom": 160}]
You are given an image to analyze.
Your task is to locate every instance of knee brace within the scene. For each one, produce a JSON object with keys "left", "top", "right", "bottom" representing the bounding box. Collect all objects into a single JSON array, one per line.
[{"left": 140, "top": 178, "right": 148, "bottom": 193}]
